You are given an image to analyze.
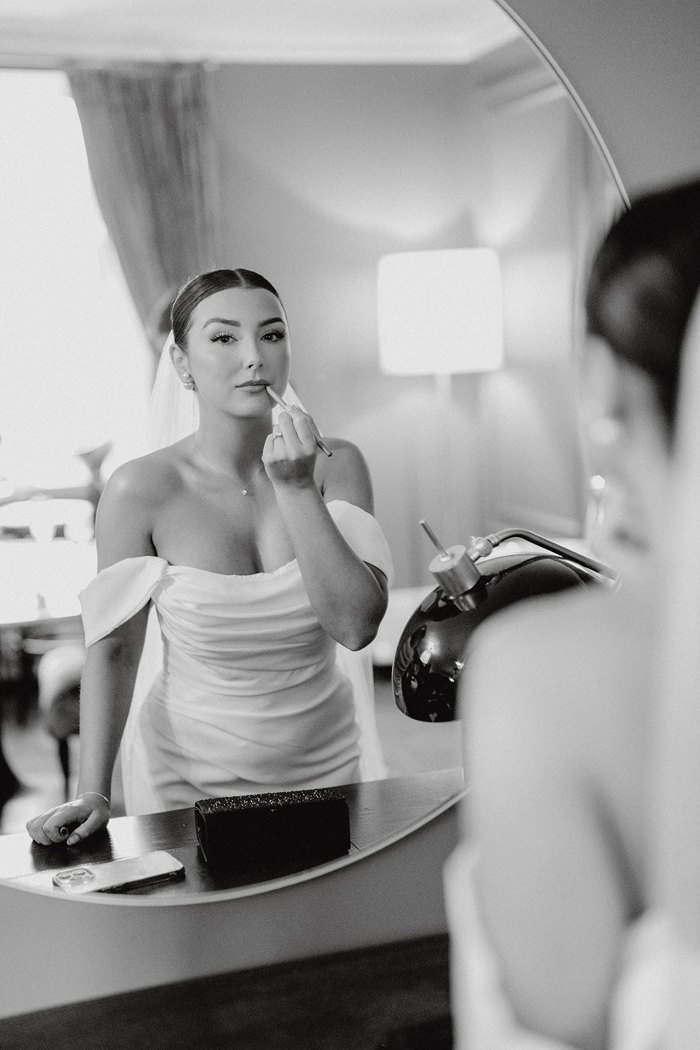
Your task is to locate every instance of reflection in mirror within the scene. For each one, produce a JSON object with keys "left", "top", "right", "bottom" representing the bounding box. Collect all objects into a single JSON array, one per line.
[{"left": 0, "top": 2, "right": 623, "bottom": 895}]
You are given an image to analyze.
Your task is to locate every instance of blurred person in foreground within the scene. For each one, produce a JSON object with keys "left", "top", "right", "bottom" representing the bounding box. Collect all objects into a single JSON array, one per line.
[{"left": 445, "top": 177, "right": 700, "bottom": 1050}]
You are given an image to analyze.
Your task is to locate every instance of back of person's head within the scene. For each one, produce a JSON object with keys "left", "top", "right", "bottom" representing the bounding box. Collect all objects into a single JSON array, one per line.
[
  {"left": 585, "top": 178, "right": 700, "bottom": 431},
  {"left": 171, "top": 268, "right": 284, "bottom": 347}
]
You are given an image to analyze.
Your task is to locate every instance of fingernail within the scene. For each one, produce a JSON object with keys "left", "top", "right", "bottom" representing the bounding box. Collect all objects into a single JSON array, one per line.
[{"left": 66, "top": 835, "right": 79, "bottom": 846}]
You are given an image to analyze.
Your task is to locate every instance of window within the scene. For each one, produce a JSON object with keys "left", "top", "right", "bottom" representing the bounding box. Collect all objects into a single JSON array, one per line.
[{"left": 0, "top": 68, "right": 151, "bottom": 496}]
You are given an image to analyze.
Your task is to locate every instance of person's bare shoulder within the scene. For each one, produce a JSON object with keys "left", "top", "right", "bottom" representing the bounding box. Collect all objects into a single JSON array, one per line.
[
  {"left": 462, "top": 582, "right": 648, "bottom": 734},
  {"left": 474, "top": 582, "right": 644, "bottom": 691},
  {"left": 94, "top": 442, "right": 190, "bottom": 564},
  {"left": 461, "top": 582, "right": 650, "bottom": 866},
  {"left": 103, "top": 443, "right": 189, "bottom": 504},
  {"left": 315, "top": 437, "right": 374, "bottom": 511}
]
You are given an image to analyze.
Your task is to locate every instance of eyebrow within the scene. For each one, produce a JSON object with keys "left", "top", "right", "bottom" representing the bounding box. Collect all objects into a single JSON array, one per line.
[{"left": 202, "top": 316, "right": 285, "bottom": 329}]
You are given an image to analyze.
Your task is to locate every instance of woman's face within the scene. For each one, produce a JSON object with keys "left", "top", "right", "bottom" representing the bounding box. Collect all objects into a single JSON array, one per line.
[
  {"left": 579, "top": 336, "right": 671, "bottom": 573},
  {"left": 172, "top": 286, "right": 291, "bottom": 417}
]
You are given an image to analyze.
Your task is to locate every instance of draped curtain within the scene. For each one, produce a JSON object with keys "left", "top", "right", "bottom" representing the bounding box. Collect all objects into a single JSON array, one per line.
[{"left": 67, "top": 63, "right": 223, "bottom": 360}]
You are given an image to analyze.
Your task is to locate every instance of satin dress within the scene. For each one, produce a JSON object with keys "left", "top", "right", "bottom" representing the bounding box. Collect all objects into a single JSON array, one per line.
[{"left": 79, "top": 500, "right": 393, "bottom": 813}]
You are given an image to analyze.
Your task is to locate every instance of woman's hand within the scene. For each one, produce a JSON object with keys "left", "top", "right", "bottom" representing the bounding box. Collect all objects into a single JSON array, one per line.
[
  {"left": 262, "top": 406, "right": 320, "bottom": 488},
  {"left": 26, "top": 792, "right": 110, "bottom": 846}
]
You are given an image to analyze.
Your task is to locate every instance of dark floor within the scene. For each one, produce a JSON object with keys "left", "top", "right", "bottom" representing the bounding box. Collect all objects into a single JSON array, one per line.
[
  {"left": 0, "top": 669, "right": 462, "bottom": 835},
  {"left": 0, "top": 933, "right": 453, "bottom": 1050}
]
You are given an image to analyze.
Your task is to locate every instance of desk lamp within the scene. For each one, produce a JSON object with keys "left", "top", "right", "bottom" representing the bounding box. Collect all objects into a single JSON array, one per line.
[{"left": 392, "top": 520, "right": 617, "bottom": 721}]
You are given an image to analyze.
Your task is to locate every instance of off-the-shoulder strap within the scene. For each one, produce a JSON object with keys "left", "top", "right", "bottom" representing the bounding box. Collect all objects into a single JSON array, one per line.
[
  {"left": 327, "top": 500, "right": 394, "bottom": 586},
  {"left": 79, "top": 556, "right": 169, "bottom": 647}
]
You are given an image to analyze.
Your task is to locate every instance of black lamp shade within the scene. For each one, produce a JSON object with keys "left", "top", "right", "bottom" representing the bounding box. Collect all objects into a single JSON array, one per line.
[{"left": 392, "top": 552, "right": 599, "bottom": 721}]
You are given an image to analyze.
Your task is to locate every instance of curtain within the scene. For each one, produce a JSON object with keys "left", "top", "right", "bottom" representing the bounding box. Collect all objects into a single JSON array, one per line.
[{"left": 67, "top": 63, "right": 223, "bottom": 352}]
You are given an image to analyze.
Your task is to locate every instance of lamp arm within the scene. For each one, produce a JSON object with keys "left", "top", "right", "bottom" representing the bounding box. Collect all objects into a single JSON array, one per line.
[{"left": 468, "top": 529, "right": 618, "bottom": 582}]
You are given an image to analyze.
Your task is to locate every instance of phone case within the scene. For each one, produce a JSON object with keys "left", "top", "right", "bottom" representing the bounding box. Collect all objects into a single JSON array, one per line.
[{"left": 51, "top": 851, "right": 185, "bottom": 894}]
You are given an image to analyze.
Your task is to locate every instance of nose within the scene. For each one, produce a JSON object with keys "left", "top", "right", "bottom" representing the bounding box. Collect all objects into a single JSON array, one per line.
[{"left": 242, "top": 335, "right": 263, "bottom": 371}]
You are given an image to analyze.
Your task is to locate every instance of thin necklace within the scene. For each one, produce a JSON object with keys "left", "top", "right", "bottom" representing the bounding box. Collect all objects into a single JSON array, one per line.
[{"left": 193, "top": 434, "right": 262, "bottom": 496}]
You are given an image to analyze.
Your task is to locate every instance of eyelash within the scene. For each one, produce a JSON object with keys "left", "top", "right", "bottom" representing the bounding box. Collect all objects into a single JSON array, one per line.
[{"left": 211, "top": 329, "right": 286, "bottom": 344}]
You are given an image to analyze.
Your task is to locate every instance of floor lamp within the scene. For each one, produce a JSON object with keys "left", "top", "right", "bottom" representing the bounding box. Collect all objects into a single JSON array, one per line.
[{"left": 377, "top": 247, "right": 504, "bottom": 551}]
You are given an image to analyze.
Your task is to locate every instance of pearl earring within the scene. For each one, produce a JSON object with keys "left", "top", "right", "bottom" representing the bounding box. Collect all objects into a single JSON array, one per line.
[{"left": 181, "top": 372, "right": 196, "bottom": 390}]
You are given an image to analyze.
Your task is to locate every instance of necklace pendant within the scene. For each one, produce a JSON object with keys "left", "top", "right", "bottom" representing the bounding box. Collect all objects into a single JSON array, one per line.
[{"left": 241, "top": 488, "right": 248, "bottom": 496}]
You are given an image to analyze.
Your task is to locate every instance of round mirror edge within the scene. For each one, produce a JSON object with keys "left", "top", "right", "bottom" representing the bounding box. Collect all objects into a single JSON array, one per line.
[
  {"left": 493, "top": 0, "right": 629, "bottom": 209},
  {"left": 0, "top": 1, "right": 624, "bottom": 904}
]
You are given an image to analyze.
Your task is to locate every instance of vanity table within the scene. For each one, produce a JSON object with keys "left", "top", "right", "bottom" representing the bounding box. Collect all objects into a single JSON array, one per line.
[{"left": 0, "top": 768, "right": 464, "bottom": 1020}]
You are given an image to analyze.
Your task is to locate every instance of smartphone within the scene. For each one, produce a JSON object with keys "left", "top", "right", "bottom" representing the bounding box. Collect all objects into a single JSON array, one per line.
[{"left": 51, "top": 851, "right": 185, "bottom": 894}]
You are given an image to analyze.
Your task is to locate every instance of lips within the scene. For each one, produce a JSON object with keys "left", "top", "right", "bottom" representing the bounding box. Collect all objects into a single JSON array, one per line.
[{"left": 237, "top": 380, "right": 268, "bottom": 390}]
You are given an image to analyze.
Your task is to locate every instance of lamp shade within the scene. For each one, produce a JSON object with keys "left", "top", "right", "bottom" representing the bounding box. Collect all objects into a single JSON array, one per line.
[
  {"left": 392, "top": 529, "right": 616, "bottom": 721},
  {"left": 377, "top": 248, "right": 504, "bottom": 376}
]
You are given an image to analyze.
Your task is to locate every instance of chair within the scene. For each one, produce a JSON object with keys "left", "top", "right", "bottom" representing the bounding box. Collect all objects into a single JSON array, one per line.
[{"left": 36, "top": 643, "right": 84, "bottom": 799}]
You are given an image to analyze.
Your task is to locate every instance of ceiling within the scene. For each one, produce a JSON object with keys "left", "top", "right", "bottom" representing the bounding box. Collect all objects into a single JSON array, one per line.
[{"left": 0, "top": 0, "right": 521, "bottom": 65}]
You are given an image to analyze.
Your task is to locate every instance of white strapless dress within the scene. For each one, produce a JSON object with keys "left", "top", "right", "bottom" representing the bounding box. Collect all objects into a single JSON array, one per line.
[{"left": 79, "top": 500, "right": 393, "bottom": 813}]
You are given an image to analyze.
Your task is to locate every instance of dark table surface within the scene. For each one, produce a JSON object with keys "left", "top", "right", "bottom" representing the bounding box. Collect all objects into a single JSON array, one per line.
[{"left": 0, "top": 767, "right": 465, "bottom": 899}]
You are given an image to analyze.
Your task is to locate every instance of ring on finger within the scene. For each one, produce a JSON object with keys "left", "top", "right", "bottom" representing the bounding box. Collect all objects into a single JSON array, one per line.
[{"left": 272, "top": 426, "right": 282, "bottom": 439}]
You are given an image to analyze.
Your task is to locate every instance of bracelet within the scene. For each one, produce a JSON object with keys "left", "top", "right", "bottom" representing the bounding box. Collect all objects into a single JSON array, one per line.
[{"left": 79, "top": 791, "right": 111, "bottom": 807}]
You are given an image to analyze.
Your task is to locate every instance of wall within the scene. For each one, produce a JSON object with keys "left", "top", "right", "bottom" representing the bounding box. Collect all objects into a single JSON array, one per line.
[
  {"left": 472, "top": 56, "right": 616, "bottom": 535},
  {"left": 209, "top": 54, "right": 603, "bottom": 584},
  {"left": 502, "top": 0, "right": 700, "bottom": 196},
  {"left": 211, "top": 64, "right": 487, "bottom": 585}
]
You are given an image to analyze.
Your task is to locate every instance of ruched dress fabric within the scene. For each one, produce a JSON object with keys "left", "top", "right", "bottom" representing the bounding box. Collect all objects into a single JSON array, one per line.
[{"left": 79, "top": 500, "right": 393, "bottom": 814}]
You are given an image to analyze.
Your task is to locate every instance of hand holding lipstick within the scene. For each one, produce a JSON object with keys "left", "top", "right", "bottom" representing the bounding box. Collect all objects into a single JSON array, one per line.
[{"left": 266, "top": 387, "right": 333, "bottom": 457}]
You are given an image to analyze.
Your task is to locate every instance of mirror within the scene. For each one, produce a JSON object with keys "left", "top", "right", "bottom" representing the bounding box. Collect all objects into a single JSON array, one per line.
[{"left": 0, "top": 0, "right": 625, "bottom": 895}]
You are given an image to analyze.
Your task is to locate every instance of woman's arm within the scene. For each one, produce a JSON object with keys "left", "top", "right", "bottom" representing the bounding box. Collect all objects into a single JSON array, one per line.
[
  {"left": 65, "top": 606, "right": 149, "bottom": 842},
  {"left": 26, "top": 462, "right": 156, "bottom": 845},
  {"left": 264, "top": 410, "right": 388, "bottom": 650}
]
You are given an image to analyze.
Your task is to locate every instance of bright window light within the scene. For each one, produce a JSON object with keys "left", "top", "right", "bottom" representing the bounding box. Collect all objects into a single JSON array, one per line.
[{"left": 0, "top": 69, "right": 151, "bottom": 493}]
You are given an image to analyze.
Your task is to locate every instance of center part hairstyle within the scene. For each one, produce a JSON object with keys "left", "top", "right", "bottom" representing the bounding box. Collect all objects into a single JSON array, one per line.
[
  {"left": 147, "top": 268, "right": 299, "bottom": 453},
  {"left": 171, "top": 268, "right": 286, "bottom": 348}
]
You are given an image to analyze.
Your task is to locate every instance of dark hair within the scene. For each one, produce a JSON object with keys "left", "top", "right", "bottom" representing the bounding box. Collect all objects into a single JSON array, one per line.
[
  {"left": 171, "top": 269, "right": 285, "bottom": 347},
  {"left": 146, "top": 285, "right": 180, "bottom": 356},
  {"left": 585, "top": 178, "right": 700, "bottom": 431}
]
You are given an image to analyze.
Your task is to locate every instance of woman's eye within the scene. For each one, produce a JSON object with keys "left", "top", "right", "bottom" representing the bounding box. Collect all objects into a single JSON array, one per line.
[
  {"left": 212, "top": 332, "right": 237, "bottom": 344},
  {"left": 262, "top": 329, "right": 286, "bottom": 343}
]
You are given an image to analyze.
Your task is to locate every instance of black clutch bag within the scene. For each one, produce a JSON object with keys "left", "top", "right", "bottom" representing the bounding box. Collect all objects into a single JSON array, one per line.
[{"left": 194, "top": 787, "right": 351, "bottom": 872}]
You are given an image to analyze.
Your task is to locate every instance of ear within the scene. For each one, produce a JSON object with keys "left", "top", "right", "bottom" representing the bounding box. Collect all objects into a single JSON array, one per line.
[{"left": 169, "top": 341, "right": 189, "bottom": 375}]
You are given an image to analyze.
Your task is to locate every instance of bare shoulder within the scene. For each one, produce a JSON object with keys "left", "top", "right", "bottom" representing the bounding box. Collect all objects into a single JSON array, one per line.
[
  {"left": 462, "top": 582, "right": 650, "bottom": 873},
  {"left": 94, "top": 442, "right": 190, "bottom": 566},
  {"left": 100, "top": 444, "right": 186, "bottom": 507},
  {"left": 462, "top": 584, "right": 649, "bottom": 739},
  {"left": 315, "top": 437, "right": 374, "bottom": 511},
  {"left": 318, "top": 436, "right": 367, "bottom": 463}
]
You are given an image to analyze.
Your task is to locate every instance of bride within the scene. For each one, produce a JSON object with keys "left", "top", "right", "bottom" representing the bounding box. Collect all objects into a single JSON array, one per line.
[
  {"left": 27, "top": 267, "right": 392, "bottom": 846},
  {"left": 445, "top": 178, "right": 700, "bottom": 1048}
]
